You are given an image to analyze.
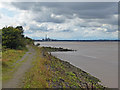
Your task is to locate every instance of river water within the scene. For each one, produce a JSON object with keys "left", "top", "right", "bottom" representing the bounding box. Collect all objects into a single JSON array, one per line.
[{"left": 34, "top": 41, "right": 118, "bottom": 88}]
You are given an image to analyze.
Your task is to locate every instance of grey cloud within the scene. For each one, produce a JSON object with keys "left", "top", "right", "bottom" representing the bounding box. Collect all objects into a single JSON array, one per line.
[
  {"left": 29, "top": 24, "right": 51, "bottom": 32},
  {"left": 58, "top": 29, "right": 73, "bottom": 32},
  {"left": 30, "top": 26, "right": 48, "bottom": 32},
  {"left": 11, "top": 2, "right": 117, "bottom": 18},
  {"left": 34, "top": 14, "right": 65, "bottom": 23},
  {"left": 11, "top": 2, "right": 36, "bottom": 10},
  {"left": 10, "top": 2, "right": 118, "bottom": 34},
  {"left": 11, "top": 2, "right": 117, "bottom": 25}
]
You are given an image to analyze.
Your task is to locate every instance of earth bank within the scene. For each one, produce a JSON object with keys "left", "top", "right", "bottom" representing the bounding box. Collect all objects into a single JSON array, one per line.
[{"left": 23, "top": 46, "right": 105, "bottom": 89}]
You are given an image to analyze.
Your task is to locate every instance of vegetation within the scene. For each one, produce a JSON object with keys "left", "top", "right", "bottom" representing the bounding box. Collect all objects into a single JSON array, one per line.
[
  {"left": 35, "top": 43, "right": 40, "bottom": 46},
  {"left": 2, "top": 26, "right": 33, "bottom": 49},
  {"left": 41, "top": 46, "right": 76, "bottom": 52},
  {"left": 23, "top": 46, "right": 105, "bottom": 89},
  {"left": 2, "top": 26, "right": 33, "bottom": 81},
  {"left": 23, "top": 46, "right": 51, "bottom": 88},
  {"left": 2, "top": 48, "right": 26, "bottom": 81}
]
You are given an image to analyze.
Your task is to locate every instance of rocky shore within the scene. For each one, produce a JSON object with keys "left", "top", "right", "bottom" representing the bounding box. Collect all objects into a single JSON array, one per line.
[{"left": 41, "top": 47, "right": 106, "bottom": 89}]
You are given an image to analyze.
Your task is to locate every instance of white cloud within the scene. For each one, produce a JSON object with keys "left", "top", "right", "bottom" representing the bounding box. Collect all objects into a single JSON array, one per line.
[{"left": 0, "top": 2, "right": 118, "bottom": 40}]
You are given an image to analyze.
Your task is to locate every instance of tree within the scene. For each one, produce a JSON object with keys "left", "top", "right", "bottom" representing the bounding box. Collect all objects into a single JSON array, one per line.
[
  {"left": 2, "top": 26, "right": 25, "bottom": 49},
  {"left": 16, "top": 26, "right": 24, "bottom": 37},
  {"left": 25, "top": 36, "right": 34, "bottom": 45}
]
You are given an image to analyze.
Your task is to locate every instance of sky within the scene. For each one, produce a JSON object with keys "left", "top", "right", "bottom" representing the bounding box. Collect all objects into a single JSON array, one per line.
[{"left": 0, "top": 2, "right": 118, "bottom": 40}]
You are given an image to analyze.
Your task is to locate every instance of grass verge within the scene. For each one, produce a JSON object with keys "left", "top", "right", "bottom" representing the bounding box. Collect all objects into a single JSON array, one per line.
[
  {"left": 23, "top": 46, "right": 52, "bottom": 88},
  {"left": 2, "top": 48, "right": 27, "bottom": 82}
]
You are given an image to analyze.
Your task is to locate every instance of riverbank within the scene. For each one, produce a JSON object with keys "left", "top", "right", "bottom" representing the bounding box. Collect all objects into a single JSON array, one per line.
[
  {"left": 23, "top": 45, "right": 105, "bottom": 88},
  {"left": 37, "top": 41, "right": 118, "bottom": 88}
]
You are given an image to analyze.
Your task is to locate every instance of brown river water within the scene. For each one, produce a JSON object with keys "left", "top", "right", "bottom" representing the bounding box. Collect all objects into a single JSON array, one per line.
[{"left": 34, "top": 41, "right": 118, "bottom": 88}]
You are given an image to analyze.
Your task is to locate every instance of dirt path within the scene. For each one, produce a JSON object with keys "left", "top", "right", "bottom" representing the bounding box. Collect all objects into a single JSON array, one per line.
[{"left": 2, "top": 45, "right": 36, "bottom": 88}]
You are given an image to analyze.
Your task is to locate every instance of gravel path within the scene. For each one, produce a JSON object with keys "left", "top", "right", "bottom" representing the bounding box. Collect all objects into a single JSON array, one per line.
[{"left": 2, "top": 45, "right": 36, "bottom": 88}]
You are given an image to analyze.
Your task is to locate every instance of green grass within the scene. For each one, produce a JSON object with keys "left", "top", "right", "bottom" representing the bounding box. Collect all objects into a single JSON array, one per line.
[
  {"left": 2, "top": 48, "right": 27, "bottom": 82},
  {"left": 23, "top": 46, "right": 52, "bottom": 88}
]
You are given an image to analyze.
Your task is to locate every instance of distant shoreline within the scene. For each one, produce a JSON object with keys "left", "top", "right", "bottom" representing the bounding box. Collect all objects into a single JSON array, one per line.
[{"left": 34, "top": 40, "right": 120, "bottom": 42}]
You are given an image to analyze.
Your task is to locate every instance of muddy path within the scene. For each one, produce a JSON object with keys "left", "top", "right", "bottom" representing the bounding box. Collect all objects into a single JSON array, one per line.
[{"left": 2, "top": 45, "right": 36, "bottom": 88}]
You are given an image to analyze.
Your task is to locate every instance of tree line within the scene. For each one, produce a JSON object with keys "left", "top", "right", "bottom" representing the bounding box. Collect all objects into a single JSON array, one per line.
[{"left": 1, "top": 26, "right": 33, "bottom": 49}]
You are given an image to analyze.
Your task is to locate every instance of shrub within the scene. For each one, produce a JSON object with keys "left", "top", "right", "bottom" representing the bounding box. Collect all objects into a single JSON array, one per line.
[{"left": 2, "top": 26, "right": 33, "bottom": 49}]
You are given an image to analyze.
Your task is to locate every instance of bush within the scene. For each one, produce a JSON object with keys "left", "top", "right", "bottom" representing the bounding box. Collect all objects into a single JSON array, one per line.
[
  {"left": 2, "top": 26, "right": 26, "bottom": 49},
  {"left": 36, "top": 43, "right": 40, "bottom": 46},
  {"left": 25, "top": 36, "right": 34, "bottom": 45},
  {"left": 2, "top": 26, "right": 34, "bottom": 49}
]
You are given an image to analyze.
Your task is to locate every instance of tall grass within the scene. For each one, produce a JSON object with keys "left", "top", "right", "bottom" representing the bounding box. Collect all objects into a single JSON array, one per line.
[{"left": 2, "top": 49, "right": 26, "bottom": 81}]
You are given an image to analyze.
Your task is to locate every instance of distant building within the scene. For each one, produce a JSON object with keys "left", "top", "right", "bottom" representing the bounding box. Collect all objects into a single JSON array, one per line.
[{"left": 42, "top": 34, "right": 53, "bottom": 41}]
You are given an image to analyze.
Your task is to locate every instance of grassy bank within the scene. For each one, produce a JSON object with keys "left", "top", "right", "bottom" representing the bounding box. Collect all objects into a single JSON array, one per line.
[
  {"left": 22, "top": 46, "right": 52, "bottom": 88},
  {"left": 23, "top": 46, "right": 105, "bottom": 89},
  {"left": 2, "top": 48, "right": 27, "bottom": 81}
]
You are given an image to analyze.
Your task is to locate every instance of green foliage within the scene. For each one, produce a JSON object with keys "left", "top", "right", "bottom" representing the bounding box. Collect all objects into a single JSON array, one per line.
[
  {"left": 0, "top": 29, "right": 2, "bottom": 43},
  {"left": 2, "top": 26, "right": 33, "bottom": 49},
  {"left": 25, "top": 36, "right": 34, "bottom": 45},
  {"left": 2, "top": 26, "right": 25, "bottom": 49}
]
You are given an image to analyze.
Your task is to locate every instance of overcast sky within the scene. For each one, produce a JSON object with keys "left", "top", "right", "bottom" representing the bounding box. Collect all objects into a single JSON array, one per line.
[{"left": 0, "top": 2, "right": 118, "bottom": 40}]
